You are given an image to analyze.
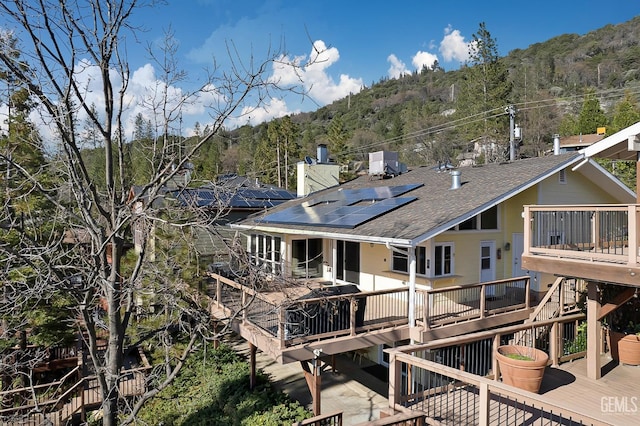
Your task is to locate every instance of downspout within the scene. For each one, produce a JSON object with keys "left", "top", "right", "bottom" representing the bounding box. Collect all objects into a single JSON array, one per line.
[
  {"left": 408, "top": 246, "right": 416, "bottom": 328},
  {"left": 386, "top": 242, "right": 416, "bottom": 327},
  {"left": 332, "top": 240, "right": 337, "bottom": 285}
]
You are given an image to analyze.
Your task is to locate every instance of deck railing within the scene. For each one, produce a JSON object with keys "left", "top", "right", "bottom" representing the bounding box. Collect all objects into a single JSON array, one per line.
[
  {"left": 527, "top": 276, "right": 586, "bottom": 324},
  {"left": 523, "top": 204, "right": 640, "bottom": 266},
  {"left": 386, "top": 313, "right": 600, "bottom": 425},
  {"left": 209, "top": 274, "right": 536, "bottom": 348},
  {"left": 418, "top": 276, "right": 530, "bottom": 330},
  {"left": 209, "top": 274, "right": 413, "bottom": 348}
]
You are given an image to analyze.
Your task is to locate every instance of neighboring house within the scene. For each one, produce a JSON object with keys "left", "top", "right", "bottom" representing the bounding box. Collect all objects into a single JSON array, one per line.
[
  {"left": 555, "top": 128, "right": 607, "bottom": 153},
  {"left": 229, "top": 150, "right": 634, "bottom": 364},
  {"left": 128, "top": 175, "right": 296, "bottom": 265}
]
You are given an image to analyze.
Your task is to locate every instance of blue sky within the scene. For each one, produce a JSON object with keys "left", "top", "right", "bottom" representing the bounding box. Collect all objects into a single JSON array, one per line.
[
  {"left": 2, "top": 0, "right": 640, "bottom": 139},
  {"left": 128, "top": 0, "right": 639, "bottom": 132}
]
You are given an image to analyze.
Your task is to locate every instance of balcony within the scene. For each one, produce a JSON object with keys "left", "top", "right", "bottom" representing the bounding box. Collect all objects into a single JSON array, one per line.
[
  {"left": 521, "top": 204, "right": 640, "bottom": 287},
  {"left": 206, "top": 273, "right": 535, "bottom": 363}
]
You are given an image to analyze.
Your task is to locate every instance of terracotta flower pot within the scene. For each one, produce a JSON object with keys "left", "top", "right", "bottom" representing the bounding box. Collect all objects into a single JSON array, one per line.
[
  {"left": 495, "top": 345, "right": 549, "bottom": 393},
  {"left": 609, "top": 331, "right": 640, "bottom": 366}
]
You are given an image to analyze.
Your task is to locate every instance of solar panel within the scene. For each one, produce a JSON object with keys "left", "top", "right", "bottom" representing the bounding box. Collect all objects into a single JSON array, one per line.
[{"left": 257, "top": 183, "right": 421, "bottom": 229}]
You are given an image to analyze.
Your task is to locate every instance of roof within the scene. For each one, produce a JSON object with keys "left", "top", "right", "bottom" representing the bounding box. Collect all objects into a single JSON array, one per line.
[
  {"left": 171, "top": 186, "right": 296, "bottom": 210},
  {"left": 234, "top": 153, "right": 626, "bottom": 246},
  {"left": 580, "top": 121, "right": 640, "bottom": 161},
  {"left": 560, "top": 133, "right": 605, "bottom": 148}
]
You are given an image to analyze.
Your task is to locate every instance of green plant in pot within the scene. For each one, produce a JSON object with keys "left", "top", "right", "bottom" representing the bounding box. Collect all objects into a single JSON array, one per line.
[{"left": 495, "top": 345, "right": 548, "bottom": 393}]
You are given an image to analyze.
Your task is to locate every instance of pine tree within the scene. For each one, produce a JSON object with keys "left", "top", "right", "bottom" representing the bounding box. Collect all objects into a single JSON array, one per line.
[{"left": 455, "top": 22, "right": 512, "bottom": 161}]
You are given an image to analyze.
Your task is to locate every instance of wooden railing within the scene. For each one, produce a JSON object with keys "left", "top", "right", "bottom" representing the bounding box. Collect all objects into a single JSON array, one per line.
[
  {"left": 523, "top": 204, "right": 640, "bottom": 266},
  {"left": 418, "top": 276, "right": 530, "bottom": 330},
  {"left": 209, "top": 273, "right": 413, "bottom": 348},
  {"left": 386, "top": 314, "right": 597, "bottom": 425},
  {"left": 293, "top": 410, "right": 343, "bottom": 425},
  {"left": 209, "top": 274, "right": 540, "bottom": 347},
  {"left": 527, "top": 276, "right": 585, "bottom": 323}
]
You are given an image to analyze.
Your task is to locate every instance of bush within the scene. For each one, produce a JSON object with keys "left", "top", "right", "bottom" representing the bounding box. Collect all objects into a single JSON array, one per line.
[{"left": 137, "top": 343, "right": 311, "bottom": 425}]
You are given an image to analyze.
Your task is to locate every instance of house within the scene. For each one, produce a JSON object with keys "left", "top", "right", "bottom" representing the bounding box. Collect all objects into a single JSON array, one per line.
[
  {"left": 128, "top": 175, "right": 296, "bottom": 265},
  {"left": 229, "top": 149, "right": 633, "bottom": 358},
  {"left": 522, "top": 121, "right": 640, "bottom": 381}
]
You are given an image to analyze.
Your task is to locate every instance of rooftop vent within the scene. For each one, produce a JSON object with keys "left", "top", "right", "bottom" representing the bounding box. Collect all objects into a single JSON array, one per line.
[{"left": 450, "top": 170, "right": 461, "bottom": 190}]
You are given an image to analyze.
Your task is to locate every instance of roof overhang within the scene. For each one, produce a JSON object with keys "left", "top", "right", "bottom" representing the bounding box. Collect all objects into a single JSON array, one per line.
[{"left": 580, "top": 121, "right": 640, "bottom": 161}]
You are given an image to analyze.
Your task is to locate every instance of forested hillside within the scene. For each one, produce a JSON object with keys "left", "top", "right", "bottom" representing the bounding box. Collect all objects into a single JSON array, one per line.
[{"left": 180, "top": 16, "right": 640, "bottom": 188}]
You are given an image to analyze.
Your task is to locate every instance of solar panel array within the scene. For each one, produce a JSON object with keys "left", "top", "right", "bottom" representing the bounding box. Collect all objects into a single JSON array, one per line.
[
  {"left": 256, "top": 183, "right": 422, "bottom": 228},
  {"left": 172, "top": 187, "right": 296, "bottom": 209}
]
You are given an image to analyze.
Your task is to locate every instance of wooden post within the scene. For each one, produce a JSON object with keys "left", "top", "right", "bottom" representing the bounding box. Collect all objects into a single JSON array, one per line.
[
  {"left": 249, "top": 343, "right": 257, "bottom": 390},
  {"left": 388, "top": 350, "right": 401, "bottom": 413},
  {"left": 586, "top": 281, "right": 602, "bottom": 379},
  {"left": 350, "top": 298, "right": 357, "bottom": 336},
  {"left": 524, "top": 277, "right": 531, "bottom": 309},
  {"left": 549, "top": 321, "right": 559, "bottom": 367},
  {"left": 628, "top": 204, "right": 638, "bottom": 265},
  {"left": 478, "top": 382, "right": 490, "bottom": 426},
  {"left": 479, "top": 285, "right": 486, "bottom": 319},
  {"left": 423, "top": 292, "right": 431, "bottom": 330},
  {"left": 492, "top": 334, "right": 501, "bottom": 381},
  {"left": 301, "top": 359, "right": 322, "bottom": 416},
  {"left": 216, "top": 276, "right": 221, "bottom": 307}
]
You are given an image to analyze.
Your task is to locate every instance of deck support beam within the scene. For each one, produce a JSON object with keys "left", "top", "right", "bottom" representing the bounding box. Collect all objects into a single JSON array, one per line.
[
  {"left": 301, "top": 356, "right": 322, "bottom": 415},
  {"left": 586, "top": 281, "right": 602, "bottom": 380},
  {"left": 249, "top": 343, "right": 257, "bottom": 390}
]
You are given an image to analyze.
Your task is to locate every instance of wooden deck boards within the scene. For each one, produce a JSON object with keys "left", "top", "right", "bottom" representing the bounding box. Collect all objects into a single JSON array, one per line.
[{"left": 536, "top": 356, "right": 640, "bottom": 425}]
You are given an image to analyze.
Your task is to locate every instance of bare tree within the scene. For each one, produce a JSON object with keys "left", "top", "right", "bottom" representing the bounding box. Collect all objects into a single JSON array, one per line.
[{"left": 0, "top": 1, "right": 310, "bottom": 424}]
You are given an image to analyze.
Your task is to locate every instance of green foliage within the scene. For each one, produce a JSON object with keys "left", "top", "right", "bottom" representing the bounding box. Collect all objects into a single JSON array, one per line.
[
  {"left": 564, "top": 321, "right": 587, "bottom": 355},
  {"left": 610, "top": 91, "right": 640, "bottom": 133},
  {"left": 137, "top": 344, "right": 311, "bottom": 425},
  {"left": 577, "top": 90, "right": 608, "bottom": 134},
  {"left": 242, "top": 401, "right": 310, "bottom": 426}
]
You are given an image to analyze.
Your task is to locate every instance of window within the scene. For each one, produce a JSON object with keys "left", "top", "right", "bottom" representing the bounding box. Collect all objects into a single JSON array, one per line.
[
  {"left": 250, "top": 234, "right": 281, "bottom": 273},
  {"left": 391, "top": 246, "right": 426, "bottom": 275},
  {"left": 452, "top": 205, "right": 498, "bottom": 231},
  {"left": 434, "top": 243, "right": 453, "bottom": 277},
  {"left": 291, "top": 238, "right": 323, "bottom": 278}
]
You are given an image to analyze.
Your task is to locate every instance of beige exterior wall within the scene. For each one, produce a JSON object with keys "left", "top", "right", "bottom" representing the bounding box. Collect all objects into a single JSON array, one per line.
[
  {"left": 537, "top": 169, "right": 620, "bottom": 205},
  {"left": 256, "top": 167, "right": 622, "bottom": 297}
]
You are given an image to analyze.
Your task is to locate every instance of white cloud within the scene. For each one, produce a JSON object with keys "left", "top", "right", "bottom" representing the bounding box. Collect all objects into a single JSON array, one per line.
[
  {"left": 387, "top": 54, "right": 410, "bottom": 79},
  {"left": 439, "top": 25, "right": 470, "bottom": 63},
  {"left": 259, "top": 40, "right": 363, "bottom": 123},
  {"left": 411, "top": 51, "right": 438, "bottom": 71}
]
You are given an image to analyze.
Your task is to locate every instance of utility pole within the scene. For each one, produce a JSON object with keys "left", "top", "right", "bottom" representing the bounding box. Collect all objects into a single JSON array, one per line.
[{"left": 506, "top": 105, "right": 517, "bottom": 161}]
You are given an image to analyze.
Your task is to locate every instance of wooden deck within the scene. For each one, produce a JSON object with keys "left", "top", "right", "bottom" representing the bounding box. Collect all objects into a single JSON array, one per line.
[
  {"left": 207, "top": 273, "right": 534, "bottom": 363},
  {"left": 539, "top": 356, "right": 640, "bottom": 425}
]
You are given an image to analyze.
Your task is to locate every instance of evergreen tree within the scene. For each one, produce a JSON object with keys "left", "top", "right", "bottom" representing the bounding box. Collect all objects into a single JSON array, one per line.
[
  {"left": 577, "top": 89, "right": 607, "bottom": 134},
  {"left": 455, "top": 22, "right": 512, "bottom": 161},
  {"left": 610, "top": 91, "right": 640, "bottom": 133}
]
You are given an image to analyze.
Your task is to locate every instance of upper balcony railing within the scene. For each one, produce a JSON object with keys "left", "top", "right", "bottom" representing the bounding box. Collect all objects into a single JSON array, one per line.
[{"left": 523, "top": 204, "right": 640, "bottom": 267}]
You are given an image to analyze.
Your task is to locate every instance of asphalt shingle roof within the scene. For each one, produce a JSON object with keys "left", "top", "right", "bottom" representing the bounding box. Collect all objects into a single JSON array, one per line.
[{"left": 237, "top": 153, "right": 582, "bottom": 243}]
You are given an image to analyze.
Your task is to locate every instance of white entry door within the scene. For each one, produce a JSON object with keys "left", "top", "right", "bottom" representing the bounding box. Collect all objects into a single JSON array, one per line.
[{"left": 480, "top": 241, "right": 496, "bottom": 282}]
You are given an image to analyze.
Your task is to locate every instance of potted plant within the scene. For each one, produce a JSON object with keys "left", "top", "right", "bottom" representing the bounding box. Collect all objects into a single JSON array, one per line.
[
  {"left": 608, "top": 321, "right": 640, "bottom": 366},
  {"left": 495, "top": 345, "right": 548, "bottom": 393}
]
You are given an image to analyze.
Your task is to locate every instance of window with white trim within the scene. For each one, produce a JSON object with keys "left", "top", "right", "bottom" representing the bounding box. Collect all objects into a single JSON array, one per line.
[
  {"left": 250, "top": 234, "right": 282, "bottom": 273},
  {"left": 433, "top": 243, "right": 454, "bottom": 277},
  {"left": 391, "top": 246, "right": 427, "bottom": 275}
]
